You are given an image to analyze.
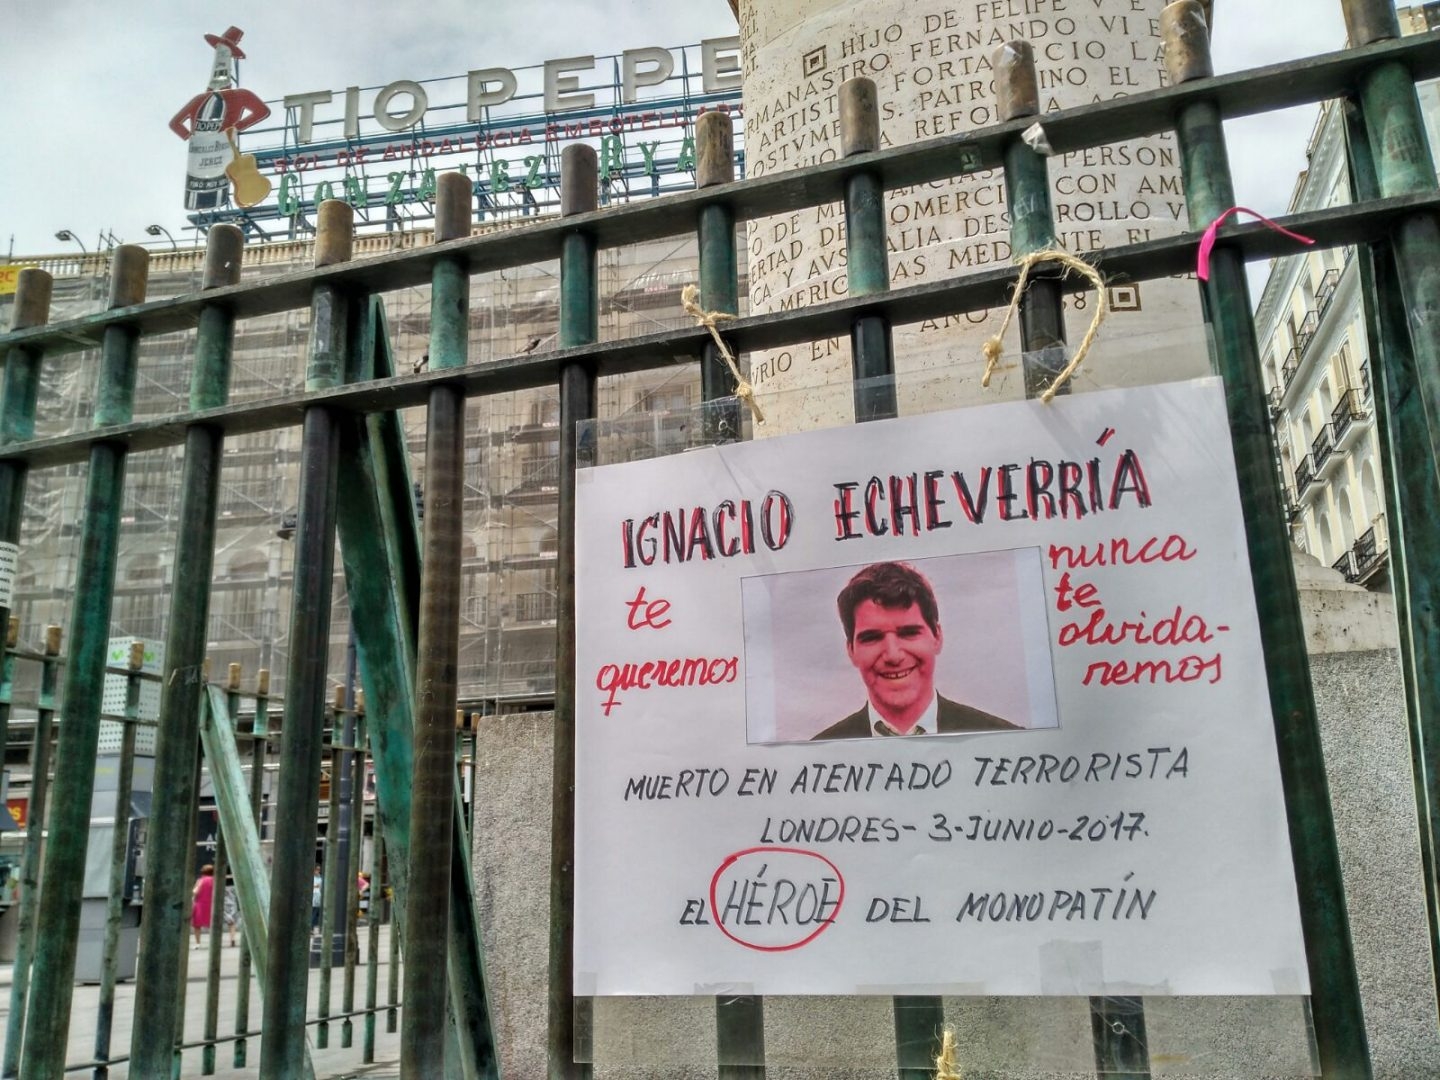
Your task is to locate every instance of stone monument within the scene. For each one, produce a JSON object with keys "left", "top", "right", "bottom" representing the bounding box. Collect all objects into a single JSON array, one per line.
[{"left": 739, "top": 0, "right": 1213, "bottom": 432}]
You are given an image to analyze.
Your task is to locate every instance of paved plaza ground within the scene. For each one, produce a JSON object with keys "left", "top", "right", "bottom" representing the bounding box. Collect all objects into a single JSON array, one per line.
[{"left": 0, "top": 925, "right": 400, "bottom": 1078}]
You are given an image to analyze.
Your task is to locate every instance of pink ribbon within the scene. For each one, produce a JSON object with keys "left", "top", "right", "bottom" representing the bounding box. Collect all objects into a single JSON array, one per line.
[{"left": 1197, "top": 206, "right": 1314, "bottom": 282}]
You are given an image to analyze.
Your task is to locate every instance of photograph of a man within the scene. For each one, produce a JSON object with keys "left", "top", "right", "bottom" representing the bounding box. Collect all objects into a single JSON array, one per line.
[
  {"left": 741, "top": 548, "right": 1057, "bottom": 745},
  {"left": 814, "top": 561, "right": 1019, "bottom": 740}
]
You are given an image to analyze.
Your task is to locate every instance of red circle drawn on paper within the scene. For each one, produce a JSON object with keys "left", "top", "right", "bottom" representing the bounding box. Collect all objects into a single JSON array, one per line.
[{"left": 707, "top": 846, "right": 845, "bottom": 952}]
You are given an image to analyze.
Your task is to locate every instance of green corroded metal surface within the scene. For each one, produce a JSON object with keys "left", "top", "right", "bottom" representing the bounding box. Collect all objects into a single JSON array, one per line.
[
  {"left": 93, "top": 660, "right": 141, "bottom": 1074},
  {"left": 550, "top": 151, "right": 599, "bottom": 1078},
  {"left": 21, "top": 268, "right": 146, "bottom": 1078},
  {"left": 1346, "top": 93, "right": 1440, "bottom": 1017},
  {"left": 337, "top": 296, "right": 497, "bottom": 1079},
  {"left": 1, "top": 635, "right": 59, "bottom": 1079},
  {"left": 130, "top": 255, "right": 239, "bottom": 1079},
  {"left": 200, "top": 683, "right": 317, "bottom": 1080},
  {"left": 1175, "top": 77, "right": 1371, "bottom": 1080},
  {"left": 260, "top": 293, "right": 348, "bottom": 1080},
  {"left": 404, "top": 245, "right": 469, "bottom": 1076}
]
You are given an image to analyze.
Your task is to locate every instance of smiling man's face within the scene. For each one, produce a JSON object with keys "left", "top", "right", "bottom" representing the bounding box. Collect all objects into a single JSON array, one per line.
[{"left": 845, "top": 599, "right": 943, "bottom": 731}]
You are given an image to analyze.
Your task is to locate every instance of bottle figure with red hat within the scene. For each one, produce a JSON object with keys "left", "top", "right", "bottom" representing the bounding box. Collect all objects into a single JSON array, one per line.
[{"left": 169, "top": 27, "right": 271, "bottom": 210}]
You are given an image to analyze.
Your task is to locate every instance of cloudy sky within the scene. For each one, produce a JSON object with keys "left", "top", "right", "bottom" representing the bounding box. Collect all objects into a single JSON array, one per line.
[{"left": 0, "top": 1, "right": 1351, "bottom": 259}]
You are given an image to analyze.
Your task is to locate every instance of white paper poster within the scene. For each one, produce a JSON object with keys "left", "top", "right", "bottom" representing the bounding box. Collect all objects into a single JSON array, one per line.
[{"left": 574, "top": 379, "right": 1309, "bottom": 997}]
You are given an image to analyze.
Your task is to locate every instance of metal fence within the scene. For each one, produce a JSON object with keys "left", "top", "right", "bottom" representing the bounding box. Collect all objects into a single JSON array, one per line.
[{"left": 2, "top": 1, "right": 1440, "bottom": 1076}]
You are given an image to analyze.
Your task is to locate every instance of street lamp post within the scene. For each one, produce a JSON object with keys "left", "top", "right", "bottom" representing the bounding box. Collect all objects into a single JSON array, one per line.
[
  {"left": 145, "top": 225, "right": 179, "bottom": 252},
  {"left": 53, "top": 229, "right": 87, "bottom": 256}
]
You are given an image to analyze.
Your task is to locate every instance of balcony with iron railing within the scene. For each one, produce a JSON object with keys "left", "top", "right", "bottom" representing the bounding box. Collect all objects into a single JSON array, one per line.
[
  {"left": 1267, "top": 385, "right": 1283, "bottom": 417},
  {"left": 1294, "top": 454, "right": 1317, "bottom": 499},
  {"left": 1282, "top": 347, "right": 1302, "bottom": 390},
  {"left": 1295, "top": 309, "right": 1320, "bottom": 358},
  {"left": 1311, "top": 424, "right": 1336, "bottom": 475},
  {"left": 1331, "top": 551, "right": 1356, "bottom": 581},
  {"left": 1315, "top": 267, "right": 1341, "bottom": 320},
  {"left": 1331, "top": 389, "right": 1368, "bottom": 448},
  {"left": 1352, "top": 515, "right": 1389, "bottom": 583}
]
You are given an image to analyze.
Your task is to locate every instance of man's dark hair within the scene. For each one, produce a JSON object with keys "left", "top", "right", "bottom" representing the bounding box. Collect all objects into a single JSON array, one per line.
[{"left": 837, "top": 561, "right": 940, "bottom": 643}]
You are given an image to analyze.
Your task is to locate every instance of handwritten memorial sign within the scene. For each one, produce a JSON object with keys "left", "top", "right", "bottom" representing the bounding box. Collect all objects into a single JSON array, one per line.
[{"left": 575, "top": 378, "right": 1309, "bottom": 997}]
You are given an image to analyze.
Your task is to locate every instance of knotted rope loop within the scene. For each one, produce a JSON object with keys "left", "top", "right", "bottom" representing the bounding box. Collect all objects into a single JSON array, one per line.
[
  {"left": 934, "top": 1028, "right": 962, "bottom": 1079},
  {"left": 980, "top": 248, "right": 1109, "bottom": 404},
  {"left": 682, "top": 284, "right": 765, "bottom": 425}
]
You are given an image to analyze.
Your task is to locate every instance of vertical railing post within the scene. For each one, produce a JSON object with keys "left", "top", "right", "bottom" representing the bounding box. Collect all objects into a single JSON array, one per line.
[
  {"left": 994, "top": 39, "right": 1153, "bottom": 1077},
  {"left": 2, "top": 625, "right": 61, "bottom": 1079},
  {"left": 697, "top": 107, "right": 767, "bottom": 1079},
  {"left": 697, "top": 109, "right": 743, "bottom": 444},
  {"left": 1344, "top": 0, "right": 1440, "bottom": 474},
  {"left": 836, "top": 74, "right": 936, "bottom": 1078},
  {"left": 548, "top": 142, "right": 599, "bottom": 1080},
  {"left": 342, "top": 704, "right": 365, "bottom": 1048},
  {"left": 365, "top": 701, "right": 383, "bottom": 1062},
  {"left": 319, "top": 685, "right": 344, "bottom": 1049},
  {"left": 0, "top": 267, "right": 52, "bottom": 1080},
  {"left": 0, "top": 267, "right": 52, "bottom": 759},
  {"left": 129, "top": 223, "right": 245, "bottom": 1079},
  {"left": 234, "top": 666, "right": 270, "bottom": 1068},
  {"left": 841, "top": 76, "right": 897, "bottom": 423},
  {"left": 1161, "top": 4, "right": 1372, "bottom": 1074},
  {"left": 20, "top": 244, "right": 150, "bottom": 1080},
  {"left": 1343, "top": 90, "right": 1440, "bottom": 1019},
  {"left": 93, "top": 640, "right": 144, "bottom": 1079},
  {"left": 260, "top": 199, "right": 354, "bottom": 1080},
  {"left": 996, "top": 42, "right": 1068, "bottom": 394},
  {"left": 402, "top": 169, "right": 473, "bottom": 1079}
]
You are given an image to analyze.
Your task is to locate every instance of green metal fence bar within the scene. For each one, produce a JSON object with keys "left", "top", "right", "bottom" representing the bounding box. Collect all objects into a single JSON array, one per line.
[
  {"left": 174, "top": 737, "right": 203, "bottom": 1080},
  {"left": 836, "top": 73, "right": 936, "bottom": 1079},
  {"left": 129, "top": 224, "right": 244, "bottom": 1079},
  {"left": 695, "top": 106, "right": 768, "bottom": 1080},
  {"left": 696, "top": 109, "right": 743, "bottom": 446},
  {"left": 1343, "top": 1, "right": 1440, "bottom": 1008},
  {"left": 199, "top": 682, "right": 317, "bottom": 1080},
  {"left": 0, "top": 621, "right": 15, "bottom": 792},
  {"left": 1343, "top": 1, "right": 1440, "bottom": 476},
  {"left": 995, "top": 39, "right": 1153, "bottom": 1078},
  {"left": 403, "top": 169, "right": 473, "bottom": 1080},
  {"left": 21, "top": 244, "right": 150, "bottom": 1080},
  {"left": 259, "top": 199, "right": 355, "bottom": 1080},
  {"left": 202, "top": 817, "right": 230, "bottom": 1074},
  {"left": 319, "top": 686, "right": 344, "bottom": 1051},
  {"left": 549, "top": 142, "right": 599, "bottom": 1080},
  {"left": 996, "top": 41, "right": 1067, "bottom": 394},
  {"left": 2, "top": 625, "right": 61, "bottom": 1079},
  {"left": 1344, "top": 93, "right": 1440, "bottom": 1016},
  {"left": 840, "top": 76, "right": 898, "bottom": 424},
  {"left": 92, "top": 641, "right": 144, "bottom": 1080},
  {"left": 232, "top": 669, "right": 267, "bottom": 1067},
  {"left": 342, "top": 707, "right": 366, "bottom": 1048},
  {"left": 0, "top": 269, "right": 51, "bottom": 773},
  {"left": 389, "top": 833, "right": 402, "bottom": 1035},
  {"left": 365, "top": 783, "right": 383, "bottom": 1063},
  {"left": 1161, "top": 4, "right": 1372, "bottom": 1075}
]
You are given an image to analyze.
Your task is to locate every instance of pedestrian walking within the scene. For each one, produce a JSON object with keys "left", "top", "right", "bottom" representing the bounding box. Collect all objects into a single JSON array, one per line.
[{"left": 191, "top": 864, "right": 215, "bottom": 947}]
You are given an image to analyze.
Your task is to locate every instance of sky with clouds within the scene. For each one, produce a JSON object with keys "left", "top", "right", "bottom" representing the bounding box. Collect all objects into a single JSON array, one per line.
[{"left": 0, "top": 1, "right": 1354, "bottom": 260}]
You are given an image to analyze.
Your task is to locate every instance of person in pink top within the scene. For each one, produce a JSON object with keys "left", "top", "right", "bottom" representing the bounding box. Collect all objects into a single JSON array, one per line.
[{"left": 191, "top": 864, "right": 216, "bottom": 947}]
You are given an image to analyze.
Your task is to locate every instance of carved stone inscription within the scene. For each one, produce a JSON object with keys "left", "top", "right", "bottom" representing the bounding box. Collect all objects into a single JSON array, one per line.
[{"left": 740, "top": 0, "right": 1211, "bottom": 433}]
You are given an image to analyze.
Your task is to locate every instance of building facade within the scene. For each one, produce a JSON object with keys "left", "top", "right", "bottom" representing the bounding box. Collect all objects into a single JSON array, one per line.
[{"left": 1253, "top": 8, "right": 1440, "bottom": 588}]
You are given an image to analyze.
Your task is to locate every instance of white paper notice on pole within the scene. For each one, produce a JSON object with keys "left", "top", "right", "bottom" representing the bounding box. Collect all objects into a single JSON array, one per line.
[
  {"left": 574, "top": 378, "right": 1309, "bottom": 998},
  {"left": 0, "top": 542, "right": 18, "bottom": 609}
]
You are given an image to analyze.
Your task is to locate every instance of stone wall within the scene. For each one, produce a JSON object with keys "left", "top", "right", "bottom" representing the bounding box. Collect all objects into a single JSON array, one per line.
[{"left": 737, "top": 0, "right": 1211, "bottom": 435}]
